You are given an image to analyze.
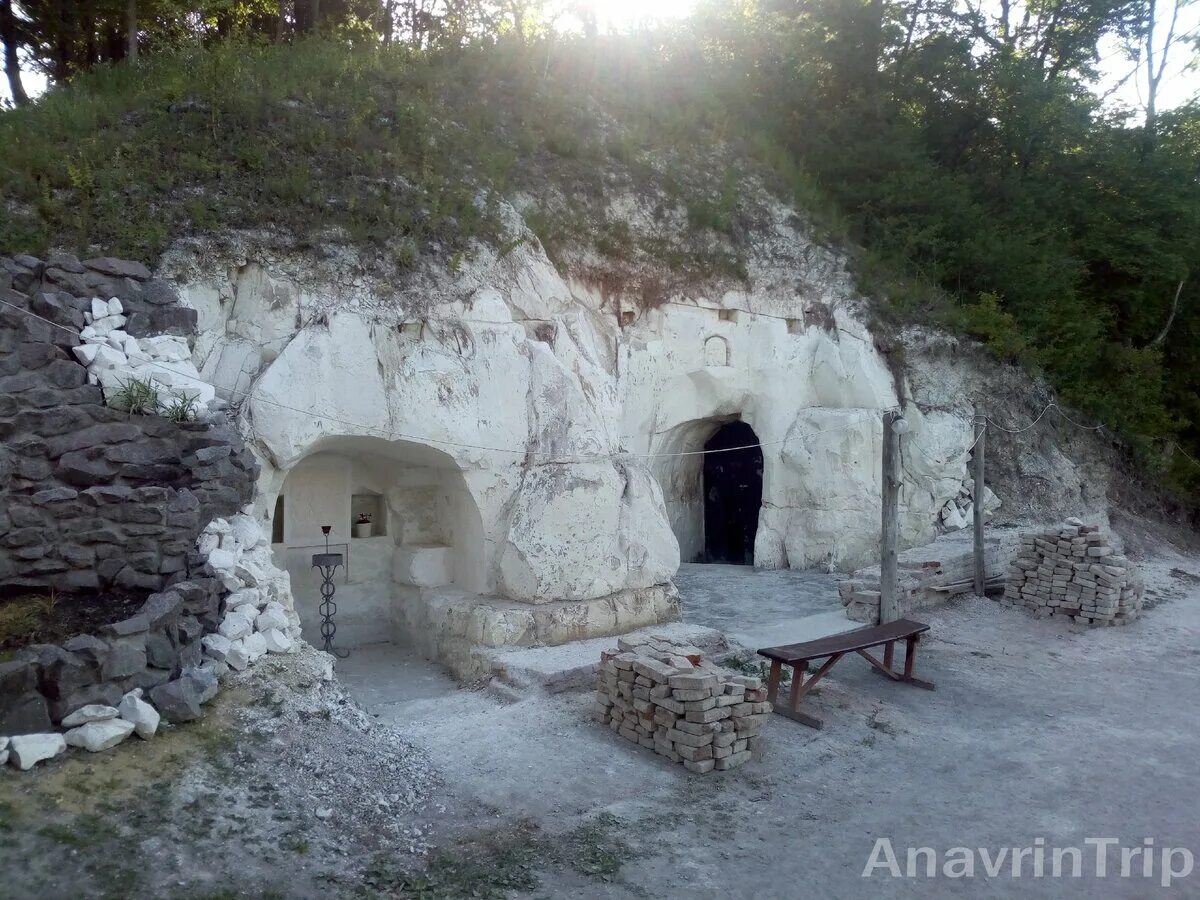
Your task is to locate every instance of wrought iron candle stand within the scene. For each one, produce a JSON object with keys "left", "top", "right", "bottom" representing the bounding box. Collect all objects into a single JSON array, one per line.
[{"left": 312, "top": 525, "right": 348, "bottom": 659}]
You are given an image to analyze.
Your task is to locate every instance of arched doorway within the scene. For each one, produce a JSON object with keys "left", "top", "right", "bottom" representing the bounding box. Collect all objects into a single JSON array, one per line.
[{"left": 703, "top": 421, "right": 763, "bottom": 565}]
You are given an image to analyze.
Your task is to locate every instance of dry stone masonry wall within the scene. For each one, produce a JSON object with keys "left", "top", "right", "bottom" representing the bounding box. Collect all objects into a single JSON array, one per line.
[
  {"left": 594, "top": 634, "right": 769, "bottom": 774},
  {"left": 1000, "top": 520, "right": 1144, "bottom": 626},
  {"left": 0, "top": 252, "right": 304, "bottom": 768},
  {"left": 0, "top": 253, "right": 257, "bottom": 596}
]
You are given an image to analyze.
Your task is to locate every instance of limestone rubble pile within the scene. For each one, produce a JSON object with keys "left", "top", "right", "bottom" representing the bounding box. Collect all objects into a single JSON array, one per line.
[
  {"left": 594, "top": 634, "right": 769, "bottom": 774},
  {"left": 1000, "top": 520, "right": 1144, "bottom": 626}
]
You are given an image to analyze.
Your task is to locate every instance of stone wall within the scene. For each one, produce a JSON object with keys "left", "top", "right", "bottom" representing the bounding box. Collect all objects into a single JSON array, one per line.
[
  {"left": 999, "top": 521, "right": 1144, "bottom": 626},
  {"left": 594, "top": 633, "right": 768, "bottom": 774},
  {"left": 0, "top": 252, "right": 262, "bottom": 737},
  {"left": 0, "top": 253, "right": 257, "bottom": 595}
]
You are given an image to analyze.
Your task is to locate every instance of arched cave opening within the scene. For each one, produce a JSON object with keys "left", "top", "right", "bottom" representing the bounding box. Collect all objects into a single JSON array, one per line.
[{"left": 702, "top": 421, "right": 763, "bottom": 565}]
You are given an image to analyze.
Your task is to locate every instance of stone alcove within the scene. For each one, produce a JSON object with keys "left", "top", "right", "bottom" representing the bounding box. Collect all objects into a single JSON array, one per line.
[{"left": 269, "top": 435, "right": 484, "bottom": 649}]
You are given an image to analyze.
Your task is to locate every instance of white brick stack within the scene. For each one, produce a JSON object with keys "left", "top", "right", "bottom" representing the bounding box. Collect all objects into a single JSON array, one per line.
[
  {"left": 593, "top": 633, "right": 769, "bottom": 774},
  {"left": 1000, "top": 521, "right": 1143, "bottom": 626}
]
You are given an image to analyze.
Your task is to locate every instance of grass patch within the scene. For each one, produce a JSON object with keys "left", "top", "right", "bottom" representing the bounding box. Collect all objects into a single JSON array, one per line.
[
  {"left": 0, "top": 591, "right": 58, "bottom": 647},
  {"left": 359, "top": 813, "right": 639, "bottom": 898}
]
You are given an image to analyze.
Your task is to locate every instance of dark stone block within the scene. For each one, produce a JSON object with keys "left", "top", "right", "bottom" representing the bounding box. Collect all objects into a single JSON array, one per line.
[
  {"left": 140, "top": 280, "right": 181, "bottom": 307},
  {"left": 102, "top": 614, "right": 150, "bottom": 638},
  {"left": 149, "top": 677, "right": 205, "bottom": 723},
  {"left": 0, "top": 692, "right": 53, "bottom": 735},
  {"left": 83, "top": 257, "right": 152, "bottom": 280},
  {"left": 9, "top": 505, "right": 44, "bottom": 527},
  {"left": 1, "top": 527, "right": 46, "bottom": 548},
  {"left": 31, "top": 486, "right": 78, "bottom": 505},
  {"left": 123, "top": 667, "right": 171, "bottom": 692},
  {"left": 179, "top": 642, "right": 202, "bottom": 670},
  {"left": 0, "top": 658, "right": 38, "bottom": 695},
  {"left": 46, "top": 252, "right": 85, "bottom": 274},
  {"left": 42, "top": 359, "right": 87, "bottom": 388},
  {"left": 159, "top": 555, "right": 187, "bottom": 574},
  {"left": 45, "top": 423, "right": 143, "bottom": 458},
  {"left": 96, "top": 557, "right": 126, "bottom": 580},
  {"left": 103, "top": 440, "right": 176, "bottom": 465},
  {"left": 59, "top": 570, "right": 101, "bottom": 591},
  {"left": 33, "top": 645, "right": 96, "bottom": 700},
  {"left": 119, "top": 462, "right": 187, "bottom": 484},
  {"left": 51, "top": 682, "right": 123, "bottom": 723},
  {"left": 139, "top": 591, "right": 183, "bottom": 631},
  {"left": 60, "top": 544, "right": 95, "bottom": 568},
  {"left": 17, "top": 406, "right": 93, "bottom": 437},
  {"left": 17, "top": 341, "right": 67, "bottom": 369},
  {"left": 115, "top": 566, "right": 163, "bottom": 591},
  {"left": 177, "top": 615, "right": 204, "bottom": 645},
  {"left": 13, "top": 456, "right": 52, "bottom": 480},
  {"left": 0, "top": 371, "right": 46, "bottom": 392},
  {"left": 43, "top": 267, "right": 92, "bottom": 296},
  {"left": 59, "top": 450, "right": 118, "bottom": 486},
  {"left": 63, "top": 634, "right": 110, "bottom": 669},
  {"left": 81, "top": 485, "right": 135, "bottom": 505},
  {"left": 144, "top": 631, "right": 178, "bottom": 670},
  {"left": 101, "top": 634, "right": 147, "bottom": 680}
]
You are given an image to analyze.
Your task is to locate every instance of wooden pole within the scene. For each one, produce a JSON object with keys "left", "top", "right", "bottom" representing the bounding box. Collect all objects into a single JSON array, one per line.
[
  {"left": 880, "top": 411, "right": 901, "bottom": 624},
  {"left": 972, "top": 407, "right": 986, "bottom": 597}
]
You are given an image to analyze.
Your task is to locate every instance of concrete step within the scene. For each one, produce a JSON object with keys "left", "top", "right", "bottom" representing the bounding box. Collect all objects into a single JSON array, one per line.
[{"left": 473, "top": 622, "right": 729, "bottom": 695}]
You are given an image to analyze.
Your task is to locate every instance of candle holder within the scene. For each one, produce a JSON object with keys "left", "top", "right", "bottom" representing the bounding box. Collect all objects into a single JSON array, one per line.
[{"left": 311, "top": 525, "right": 348, "bottom": 659}]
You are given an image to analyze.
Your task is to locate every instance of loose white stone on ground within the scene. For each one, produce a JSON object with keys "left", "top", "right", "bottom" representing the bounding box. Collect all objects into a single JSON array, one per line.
[
  {"left": 61, "top": 704, "right": 120, "bottom": 727},
  {"left": 118, "top": 690, "right": 161, "bottom": 739},
  {"left": 8, "top": 733, "right": 67, "bottom": 770},
  {"left": 64, "top": 718, "right": 136, "bottom": 752}
]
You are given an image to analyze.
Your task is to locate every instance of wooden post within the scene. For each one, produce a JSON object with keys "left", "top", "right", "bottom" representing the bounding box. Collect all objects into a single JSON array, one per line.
[
  {"left": 880, "top": 411, "right": 901, "bottom": 624},
  {"left": 973, "top": 407, "right": 986, "bottom": 597}
]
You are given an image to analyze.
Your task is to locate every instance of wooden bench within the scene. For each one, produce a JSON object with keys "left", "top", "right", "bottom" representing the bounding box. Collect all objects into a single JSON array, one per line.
[{"left": 757, "top": 618, "right": 934, "bottom": 729}]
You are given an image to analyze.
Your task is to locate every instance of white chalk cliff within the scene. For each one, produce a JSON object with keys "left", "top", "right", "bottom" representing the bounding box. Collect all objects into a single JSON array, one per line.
[{"left": 159, "top": 194, "right": 976, "bottom": 671}]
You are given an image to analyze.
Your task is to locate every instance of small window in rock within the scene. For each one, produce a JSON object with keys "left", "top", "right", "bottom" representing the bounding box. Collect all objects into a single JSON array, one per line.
[
  {"left": 787, "top": 318, "right": 804, "bottom": 334},
  {"left": 718, "top": 309, "right": 737, "bottom": 322},
  {"left": 272, "top": 495, "right": 285, "bottom": 544},
  {"left": 400, "top": 321, "right": 423, "bottom": 339},
  {"left": 704, "top": 335, "right": 730, "bottom": 367},
  {"left": 620, "top": 310, "right": 636, "bottom": 326}
]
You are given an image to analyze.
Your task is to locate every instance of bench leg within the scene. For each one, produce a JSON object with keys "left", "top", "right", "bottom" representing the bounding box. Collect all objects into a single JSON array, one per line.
[
  {"left": 770, "top": 654, "right": 844, "bottom": 730},
  {"left": 903, "top": 635, "right": 935, "bottom": 691},
  {"left": 767, "top": 660, "right": 782, "bottom": 705},
  {"left": 862, "top": 639, "right": 936, "bottom": 691}
]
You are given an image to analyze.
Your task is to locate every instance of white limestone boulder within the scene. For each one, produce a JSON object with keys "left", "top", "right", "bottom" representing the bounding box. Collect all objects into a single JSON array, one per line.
[
  {"left": 255, "top": 602, "right": 288, "bottom": 633},
  {"left": 65, "top": 718, "right": 136, "bottom": 752},
  {"left": 202, "top": 633, "right": 232, "bottom": 661},
  {"left": 241, "top": 631, "right": 268, "bottom": 663},
  {"left": 262, "top": 629, "right": 293, "bottom": 654},
  {"left": 118, "top": 691, "right": 160, "bottom": 739},
  {"left": 218, "top": 609, "right": 254, "bottom": 641},
  {"left": 61, "top": 704, "right": 120, "bottom": 727},
  {"left": 392, "top": 545, "right": 453, "bottom": 587},
  {"left": 8, "top": 733, "right": 66, "bottom": 770}
]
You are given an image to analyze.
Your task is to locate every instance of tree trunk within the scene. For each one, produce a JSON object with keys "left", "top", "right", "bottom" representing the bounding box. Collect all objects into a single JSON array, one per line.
[
  {"left": 126, "top": 0, "right": 137, "bottom": 64},
  {"left": 0, "top": 0, "right": 28, "bottom": 106}
]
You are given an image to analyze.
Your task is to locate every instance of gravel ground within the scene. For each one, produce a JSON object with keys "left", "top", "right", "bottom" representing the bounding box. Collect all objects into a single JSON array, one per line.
[{"left": 3, "top": 521, "right": 1200, "bottom": 898}]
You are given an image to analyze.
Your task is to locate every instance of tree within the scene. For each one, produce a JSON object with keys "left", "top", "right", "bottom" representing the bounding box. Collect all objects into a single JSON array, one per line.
[{"left": 0, "top": 0, "right": 28, "bottom": 106}]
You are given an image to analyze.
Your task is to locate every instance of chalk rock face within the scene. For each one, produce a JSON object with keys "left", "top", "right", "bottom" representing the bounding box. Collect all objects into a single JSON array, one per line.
[
  {"left": 162, "top": 190, "right": 987, "bottom": 661},
  {"left": 499, "top": 462, "right": 676, "bottom": 603}
]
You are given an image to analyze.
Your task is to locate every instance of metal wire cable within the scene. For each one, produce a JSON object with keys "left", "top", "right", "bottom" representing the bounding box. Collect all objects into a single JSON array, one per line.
[{"left": 0, "top": 296, "right": 894, "bottom": 463}]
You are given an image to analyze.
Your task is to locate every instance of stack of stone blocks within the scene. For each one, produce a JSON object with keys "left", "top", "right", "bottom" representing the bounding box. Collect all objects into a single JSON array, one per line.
[
  {"left": 594, "top": 633, "right": 769, "bottom": 774},
  {"left": 1000, "top": 520, "right": 1143, "bottom": 626}
]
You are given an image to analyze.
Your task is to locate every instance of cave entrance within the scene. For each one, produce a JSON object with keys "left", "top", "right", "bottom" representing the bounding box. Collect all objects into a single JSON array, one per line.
[{"left": 703, "top": 421, "right": 763, "bottom": 565}]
